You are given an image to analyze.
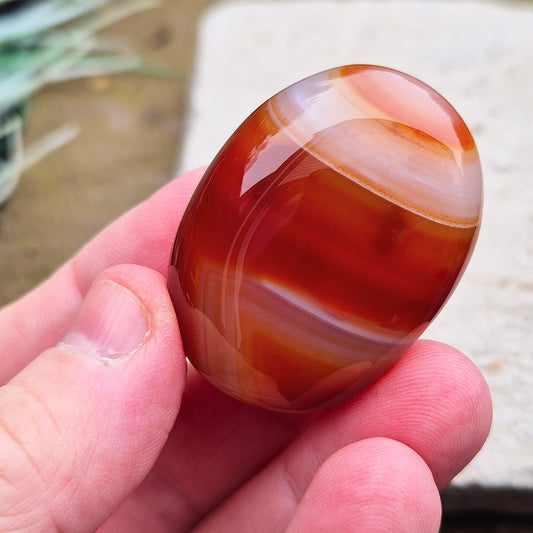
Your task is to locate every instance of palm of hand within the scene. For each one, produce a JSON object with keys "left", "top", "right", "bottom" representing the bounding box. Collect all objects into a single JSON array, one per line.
[{"left": 0, "top": 169, "right": 491, "bottom": 532}]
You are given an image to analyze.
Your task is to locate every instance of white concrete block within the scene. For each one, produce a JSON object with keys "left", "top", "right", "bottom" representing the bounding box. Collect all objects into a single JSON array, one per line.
[{"left": 179, "top": 0, "right": 533, "bottom": 511}]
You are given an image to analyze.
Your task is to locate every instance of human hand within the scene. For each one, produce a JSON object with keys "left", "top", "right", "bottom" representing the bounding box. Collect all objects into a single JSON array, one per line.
[{"left": 0, "top": 168, "right": 492, "bottom": 532}]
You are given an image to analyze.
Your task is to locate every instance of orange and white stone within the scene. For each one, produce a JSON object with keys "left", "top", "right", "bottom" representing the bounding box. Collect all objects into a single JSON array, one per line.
[{"left": 169, "top": 65, "right": 483, "bottom": 411}]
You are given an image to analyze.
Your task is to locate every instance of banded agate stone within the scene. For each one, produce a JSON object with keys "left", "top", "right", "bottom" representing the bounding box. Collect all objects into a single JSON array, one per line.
[{"left": 168, "top": 65, "right": 482, "bottom": 412}]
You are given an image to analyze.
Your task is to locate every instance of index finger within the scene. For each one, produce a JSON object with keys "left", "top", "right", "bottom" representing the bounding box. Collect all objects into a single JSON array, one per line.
[{"left": 0, "top": 168, "right": 204, "bottom": 383}]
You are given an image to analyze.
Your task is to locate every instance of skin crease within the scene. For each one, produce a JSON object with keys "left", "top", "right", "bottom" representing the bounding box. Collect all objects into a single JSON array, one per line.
[{"left": 0, "top": 168, "right": 492, "bottom": 532}]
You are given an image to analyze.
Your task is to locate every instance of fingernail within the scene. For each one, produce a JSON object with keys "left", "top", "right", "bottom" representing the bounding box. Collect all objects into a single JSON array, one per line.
[{"left": 61, "top": 280, "right": 150, "bottom": 359}]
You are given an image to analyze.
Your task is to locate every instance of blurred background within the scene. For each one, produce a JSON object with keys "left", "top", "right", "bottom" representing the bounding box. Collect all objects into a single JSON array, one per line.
[
  {"left": 0, "top": 0, "right": 216, "bottom": 305},
  {"left": 1, "top": 1, "right": 531, "bottom": 531}
]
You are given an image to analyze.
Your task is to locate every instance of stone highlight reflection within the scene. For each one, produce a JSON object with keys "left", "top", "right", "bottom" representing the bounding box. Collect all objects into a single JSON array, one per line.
[{"left": 168, "top": 65, "right": 483, "bottom": 411}]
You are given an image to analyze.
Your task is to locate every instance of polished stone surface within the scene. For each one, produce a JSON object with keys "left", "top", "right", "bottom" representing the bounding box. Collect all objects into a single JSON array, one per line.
[{"left": 170, "top": 65, "right": 482, "bottom": 411}]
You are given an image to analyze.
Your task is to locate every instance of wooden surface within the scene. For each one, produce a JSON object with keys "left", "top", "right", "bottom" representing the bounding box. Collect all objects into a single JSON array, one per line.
[{"left": 0, "top": 0, "right": 215, "bottom": 306}]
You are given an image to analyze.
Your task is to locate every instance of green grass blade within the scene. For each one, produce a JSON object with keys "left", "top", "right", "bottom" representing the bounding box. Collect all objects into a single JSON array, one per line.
[{"left": 0, "top": 0, "right": 111, "bottom": 44}]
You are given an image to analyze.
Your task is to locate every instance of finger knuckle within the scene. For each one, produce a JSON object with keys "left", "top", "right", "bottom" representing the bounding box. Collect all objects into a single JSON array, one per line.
[{"left": 0, "top": 383, "right": 65, "bottom": 531}]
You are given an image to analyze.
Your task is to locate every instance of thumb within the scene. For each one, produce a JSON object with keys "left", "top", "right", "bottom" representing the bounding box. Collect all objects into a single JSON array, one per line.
[{"left": 0, "top": 265, "right": 185, "bottom": 532}]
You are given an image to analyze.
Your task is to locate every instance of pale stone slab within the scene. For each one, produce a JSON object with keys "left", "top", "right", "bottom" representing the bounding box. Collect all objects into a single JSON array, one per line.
[{"left": 179, "top": 0, "right": 533, "bottom": 511}]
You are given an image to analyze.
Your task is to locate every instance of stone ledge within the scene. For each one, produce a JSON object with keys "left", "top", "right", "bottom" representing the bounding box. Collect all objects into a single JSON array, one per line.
[{"left": 179, "top": 0, "right": 533, "bottom": 511}]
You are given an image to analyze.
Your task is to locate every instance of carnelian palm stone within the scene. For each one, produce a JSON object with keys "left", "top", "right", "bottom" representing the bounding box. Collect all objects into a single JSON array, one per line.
[{"left": 168, "top": 65, "right": 483, "bottom": 412}]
